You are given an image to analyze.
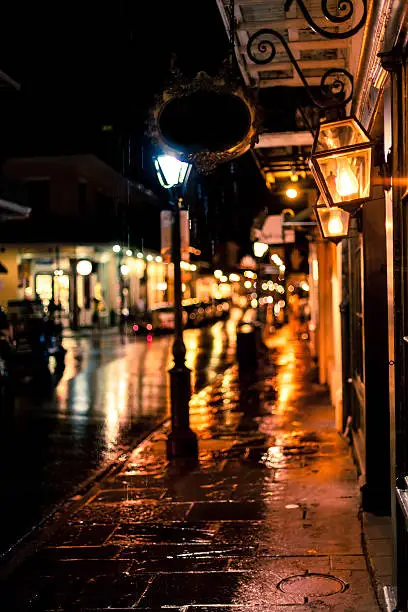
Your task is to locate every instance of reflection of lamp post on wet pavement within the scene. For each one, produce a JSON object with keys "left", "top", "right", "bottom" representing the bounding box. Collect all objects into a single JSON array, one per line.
[
  {"left": 70, "top": 258, "right": 79, "bottom": 331},
  {"left": 253, "top": 241, "right": 268, "bottom": 322},
  {"left": 154, "top": 154, "right": 198, "bottom": 460}
]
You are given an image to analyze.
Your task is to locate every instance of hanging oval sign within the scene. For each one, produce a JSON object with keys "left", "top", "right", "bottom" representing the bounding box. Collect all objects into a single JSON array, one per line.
[{"left": 148, "top": 69, "right": 259, "bottom": 174}]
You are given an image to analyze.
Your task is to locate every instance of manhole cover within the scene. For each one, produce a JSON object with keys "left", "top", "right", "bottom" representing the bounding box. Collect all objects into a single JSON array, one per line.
[{"left": 277, "top": 572, "right": 347, "bottom": 597}]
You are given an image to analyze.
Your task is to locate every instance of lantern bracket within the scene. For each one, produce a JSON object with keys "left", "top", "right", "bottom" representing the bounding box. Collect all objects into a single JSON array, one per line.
[
  {"left": 247, "top": 0, "right": 368, "bottom": 110},
  {"left": 374, "top": 141, "right": 392, "bottom": 191},
  {"left": 247, "top": 28, "right": 354, "bottom": 110},
  {"left": 284, "top": 0, "right": 367, "bottom": 41}
]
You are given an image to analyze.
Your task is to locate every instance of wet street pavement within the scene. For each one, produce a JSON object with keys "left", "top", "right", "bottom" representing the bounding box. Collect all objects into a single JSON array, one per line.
[
  {"left": 0, "top": 310, "right": 241, "bottom": 557},
  {"left": 3, "top": 321, "right": 379, "bottom": 611}
]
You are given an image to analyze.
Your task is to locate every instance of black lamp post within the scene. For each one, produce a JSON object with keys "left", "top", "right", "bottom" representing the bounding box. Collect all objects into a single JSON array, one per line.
[{"left": 154, "top": 154, "right": 198, "bottom": 460}]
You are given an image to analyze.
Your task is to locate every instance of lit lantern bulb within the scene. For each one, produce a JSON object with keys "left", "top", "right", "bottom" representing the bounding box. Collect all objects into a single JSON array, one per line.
[
  {"left": 335, "top": 160, "right": 359, "bottom": 197},
  {"left": 327, "top": 213, "right": 344, "bottom": 236}
]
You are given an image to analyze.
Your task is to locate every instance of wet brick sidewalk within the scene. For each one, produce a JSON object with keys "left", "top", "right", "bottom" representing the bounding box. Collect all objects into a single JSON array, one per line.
[{"left": 3, "top": 323, "right": 380, "bottom": 611}]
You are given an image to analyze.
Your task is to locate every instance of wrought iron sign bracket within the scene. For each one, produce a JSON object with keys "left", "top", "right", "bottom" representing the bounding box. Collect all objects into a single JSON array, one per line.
[
  {"left": 284, "top": 0, "right": 367, "bottom": 41},
  {"left": 247, "top": 28, "right": 354, "bottom": 110},
  {"left": 247, "top": 0, "right": 368, "bottom": 111}
]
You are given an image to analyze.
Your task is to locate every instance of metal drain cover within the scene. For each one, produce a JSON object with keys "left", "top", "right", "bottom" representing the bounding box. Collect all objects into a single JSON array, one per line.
[{"left": 277, "top": 572, "right": 347, "bottom": 597}]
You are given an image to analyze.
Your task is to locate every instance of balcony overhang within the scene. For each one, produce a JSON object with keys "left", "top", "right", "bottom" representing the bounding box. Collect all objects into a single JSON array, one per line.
[
  {"left": 255, "top": 131, "right": 313, "bottom": 149},
  {"left": 0, "top": 198, "right": 31, "bottom": 222},
  {"left": 0, "top": 70, "right": 20, "bottom": 91},
  {"left": 216, "top": 0, "right": 368, "bottom": 198}
]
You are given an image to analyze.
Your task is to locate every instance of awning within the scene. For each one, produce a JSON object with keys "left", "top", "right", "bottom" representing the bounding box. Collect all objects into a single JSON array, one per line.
[
  {"left": 0, "top": 198, "right": 31, "bottom": 222},
  {"left": 0, "top": 69, "right": 20, "bottom": 91},
  {"left": 291, "top": 207, "right": 314, "bottom": 223}
]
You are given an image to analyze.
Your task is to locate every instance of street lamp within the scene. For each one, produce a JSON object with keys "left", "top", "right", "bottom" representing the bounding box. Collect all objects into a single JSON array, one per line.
[
  {"left": 285, "top": 186, "right": 298, "bottom": 200},
  {"left": 253, "top": 241, "right": 268, "bottom": 259},
  {"left": 76, "top": 259, "right": 93, "bottom": 276},
  {"left": 309, "top": 116, "right": 374, "bottom": 214},
  {"left": 154, "top": 154, "right": 198, "bottom": 459}
]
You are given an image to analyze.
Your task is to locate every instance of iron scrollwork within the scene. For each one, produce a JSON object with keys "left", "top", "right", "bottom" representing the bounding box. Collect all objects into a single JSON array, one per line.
[
  {"left": 284, "top": 0, "right": 367, "bottom": 40},
  {"left": 246, "top": 0, "right": 368, "bottom": 109},
  {"left": 247, "top": 28, "right": 354, "bottom": 109}
]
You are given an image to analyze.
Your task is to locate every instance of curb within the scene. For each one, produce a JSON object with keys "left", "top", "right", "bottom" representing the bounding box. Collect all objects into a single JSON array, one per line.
[{"left": 360, "top": 512, "right": 388, "bottom": 612}]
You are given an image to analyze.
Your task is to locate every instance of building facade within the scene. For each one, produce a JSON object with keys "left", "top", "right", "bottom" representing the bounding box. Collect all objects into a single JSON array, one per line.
[
  {"left": 217, "top": 0, "right": 408, "bottom": 607},
  {"left": 0, "top": 155, "right": 211, "bottom": 327}
]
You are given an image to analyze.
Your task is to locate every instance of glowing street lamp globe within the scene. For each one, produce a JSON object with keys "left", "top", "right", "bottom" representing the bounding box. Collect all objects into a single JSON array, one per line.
[
  {"left": 309, "top": 117, "right": 373, "bottom": 214},
  {"left": 76, "top": 259, "right": 93, "bottom": 276},
  {"left": 253, "top": 241, "right": 269, "bottom": 258},
  {"left": 285, "top": 186, "right": 298, "bottom": 199},
  {"left": 154, "top": 155, "right": 191, "bottom": 189}
]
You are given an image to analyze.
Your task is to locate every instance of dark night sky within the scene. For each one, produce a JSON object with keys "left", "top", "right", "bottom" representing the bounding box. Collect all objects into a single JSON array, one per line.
[
  {"left": 0, "top": 1, "right": 271, "bottom": 254},
  {"left": 0, "top": 2, "right": 230, "bottom": 151}
]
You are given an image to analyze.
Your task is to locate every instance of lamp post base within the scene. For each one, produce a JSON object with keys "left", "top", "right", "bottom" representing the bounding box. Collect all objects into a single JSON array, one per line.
[{"left": 167, "top": 364, "right": 198, "bottom": 460}]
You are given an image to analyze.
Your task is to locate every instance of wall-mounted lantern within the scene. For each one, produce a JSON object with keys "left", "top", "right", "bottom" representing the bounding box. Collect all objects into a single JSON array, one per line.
[
  {"left": 313, "top": 197, "right": 350, "bottom": 245},
  {"left": 309, "top": 117, "right": 374, "bottom": 214}
]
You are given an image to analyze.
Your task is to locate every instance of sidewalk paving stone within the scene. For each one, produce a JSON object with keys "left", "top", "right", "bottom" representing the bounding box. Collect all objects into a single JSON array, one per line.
[{"left": 2, "top": 322, "right": 380, "bottom": 611}]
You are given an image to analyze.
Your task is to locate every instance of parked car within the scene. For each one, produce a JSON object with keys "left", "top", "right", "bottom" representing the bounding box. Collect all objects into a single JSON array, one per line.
[
  {"left": 7, "top": 299, "right": 66, "bottom": 381},
  {"left": 128, "top": 298, "right": 231, "bottom": 337}
]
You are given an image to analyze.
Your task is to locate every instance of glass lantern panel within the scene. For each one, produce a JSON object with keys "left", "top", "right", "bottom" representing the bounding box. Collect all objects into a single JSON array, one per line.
[
  {"left": 317, "top": 206, "right": 350, "bottom": 239},
  {"left": 315, "top": 147, "right": 371, "bottom": 205},
  {"left": 155, "top": 155, "right": 190, "bottom": 188},
  {"left": 315, "top": 118, "right": 370, "bottom": 152}
]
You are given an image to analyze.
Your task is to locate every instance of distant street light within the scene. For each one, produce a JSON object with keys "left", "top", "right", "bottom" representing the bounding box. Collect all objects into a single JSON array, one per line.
[
  {"left": 154, "top": 154, "right": 198, "bottom": 460},
  {"left": 285, "top": 186, "right": 298, "bottom": 199},
  {"left": 76, "top": 259, "right": 92, "bottom": 276},
  {"left": 253, "top": 241, "right": 268, "bottom": 258}
]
